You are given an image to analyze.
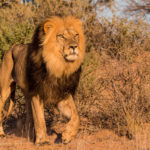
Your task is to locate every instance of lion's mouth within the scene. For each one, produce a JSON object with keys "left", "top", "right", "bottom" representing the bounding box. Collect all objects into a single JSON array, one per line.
[
  {"left": 65, "top": 53, "right": 78, "bottom": 62},
  {"left": 63, "top": 48, "right": 79, "bottom": 62}
]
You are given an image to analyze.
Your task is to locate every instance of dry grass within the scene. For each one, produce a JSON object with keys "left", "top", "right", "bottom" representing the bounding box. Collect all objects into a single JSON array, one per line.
[{"left": 77, "top": 49, "right": 150, "bottom": 139}]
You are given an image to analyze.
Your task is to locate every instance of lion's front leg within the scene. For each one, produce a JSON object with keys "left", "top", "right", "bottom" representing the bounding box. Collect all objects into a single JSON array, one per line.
[
  {"left": 31, "top": 95, "right": 49, "bottom": 145},
  {"left": 57, "top": 95, "right": 80, "bottom": 144}
]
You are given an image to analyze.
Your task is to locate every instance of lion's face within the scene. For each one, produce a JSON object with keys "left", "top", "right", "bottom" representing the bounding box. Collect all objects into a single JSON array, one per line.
[
  {"left": 41, "top": 16, "right": 85, "bottom": 77},
  {"left": 56, "top": 29, "right": 79, "bottom": 62}
]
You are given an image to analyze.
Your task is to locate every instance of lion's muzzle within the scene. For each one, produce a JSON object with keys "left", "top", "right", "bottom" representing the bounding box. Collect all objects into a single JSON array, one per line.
[{"left": 63, "top": 44, "right": 79, "bottom": 62}]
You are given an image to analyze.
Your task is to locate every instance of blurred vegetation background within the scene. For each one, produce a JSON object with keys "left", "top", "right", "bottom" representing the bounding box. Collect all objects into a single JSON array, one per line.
[
  {"left": 0, "top": 0, "right": 115, "bottom": 60},
  {"left": 1, "top": 0, "right": 150, "bottom": 139}
]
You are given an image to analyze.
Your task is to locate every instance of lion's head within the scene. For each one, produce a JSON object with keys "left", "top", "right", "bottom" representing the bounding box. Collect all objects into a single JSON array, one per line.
[{"left": 33, "top": 16, "right": 85, "bottom": 78}]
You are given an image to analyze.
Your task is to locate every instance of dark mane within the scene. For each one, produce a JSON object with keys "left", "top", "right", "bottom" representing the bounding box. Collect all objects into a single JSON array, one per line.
[
  {"left": 31, "top": 24, "right": 44, "bottom": 50},
  {"left": 26, "top": 20, "right": 82, "bottom": 103}
]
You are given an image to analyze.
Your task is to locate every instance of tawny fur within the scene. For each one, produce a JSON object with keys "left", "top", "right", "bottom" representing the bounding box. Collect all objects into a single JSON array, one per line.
[{"left": 0, "top": 16, "right": 85, "bottom": 144}]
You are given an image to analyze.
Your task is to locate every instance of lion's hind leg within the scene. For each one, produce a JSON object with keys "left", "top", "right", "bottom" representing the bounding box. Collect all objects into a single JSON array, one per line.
[
  {"left": 57, "top": 95, "right": 80, "bottom": 144},
  {"left": 0, "top": 47, "right": 15, "bottom": 136},
  {"left": 5, "top": 82, "right": 16, "bottom": 118},
  {"left": 0, "top": 82, "right": 16, "bottom": 136},
  {"left": 0, "top": 87, "right": 11, "bottom": 136}
]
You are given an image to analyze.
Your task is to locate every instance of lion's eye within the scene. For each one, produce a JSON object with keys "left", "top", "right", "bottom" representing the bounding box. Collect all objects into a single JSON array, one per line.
[
  {"left": 74, "top": 34, "right": 79, "bottom": 40},
  {"left": 57, "top": 34, "right": 65, "bottom": 39}
]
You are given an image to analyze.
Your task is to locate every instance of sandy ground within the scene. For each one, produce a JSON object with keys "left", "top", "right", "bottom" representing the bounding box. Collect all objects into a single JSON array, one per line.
[
  {"left": 0, "top": 119, "right": 150, "bottom": 150},
  {"left": 0, "top": 129, "right": 150, "bottom": 150}
]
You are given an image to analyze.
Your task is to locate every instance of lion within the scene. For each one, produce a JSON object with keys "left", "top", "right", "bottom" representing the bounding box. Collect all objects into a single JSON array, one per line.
[{"left": 0, "top": 16, "right": 85, "bottom": 145}]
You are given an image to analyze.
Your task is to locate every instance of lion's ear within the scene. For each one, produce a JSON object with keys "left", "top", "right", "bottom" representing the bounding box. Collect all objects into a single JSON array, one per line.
[
  {"left": 44, "top": 22, "right": 52, "bottom": 33},
  {"left": 75, "top": 19, "right": 83, "bottom": 29},
  {"left": 76, "top": 19, "right": 82, "bottom": 26}
]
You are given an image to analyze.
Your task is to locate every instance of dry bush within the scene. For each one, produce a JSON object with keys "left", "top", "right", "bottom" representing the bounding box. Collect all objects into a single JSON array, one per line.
[
  {"left": 76, "top": 18, "right": 150, "bottom": 138},
  {"left": 86, "top": 17, "right": 150, "bottom": 62},
  {"left": 77, "top": 50, "right": 150, "bottom": 138},
  {"left": 0, "top": 2, "right": 35, "bottom": 60},
  {"left": 0, "top": 0, "right": 97, "bottom": 61}
]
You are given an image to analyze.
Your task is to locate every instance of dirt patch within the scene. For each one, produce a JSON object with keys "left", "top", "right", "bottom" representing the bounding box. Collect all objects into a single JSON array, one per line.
[{"left": 1, "top": 116, "right": 150, "bottom": 150}]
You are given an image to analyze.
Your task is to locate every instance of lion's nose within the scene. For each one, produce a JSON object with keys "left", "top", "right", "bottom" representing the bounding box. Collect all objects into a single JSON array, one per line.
[
  {"left": 69, "top": 44, "right": 78, "bottom": 55},
  {"left": 69, "top": 45, "right": 77, "bottom": 51}
]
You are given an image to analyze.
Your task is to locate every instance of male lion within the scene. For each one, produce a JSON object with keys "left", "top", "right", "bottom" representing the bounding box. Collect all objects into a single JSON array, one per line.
[{"left": 0, "top": 16, "right": 85, "bottom": 144}]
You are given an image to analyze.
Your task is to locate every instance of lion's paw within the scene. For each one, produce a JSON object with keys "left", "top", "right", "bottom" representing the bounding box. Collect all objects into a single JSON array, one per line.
[
  {"left": 0, "top": 133, "right": 5, "bottom": 138},
  {"left": 0, "top": 127, "right": 5, "bottom": 138},
  {"left": 35, "top": 136, "right": 50, "bottom": 145},
  {"left": 62, "top": 131, "right": 75, "bottom": 144}
]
